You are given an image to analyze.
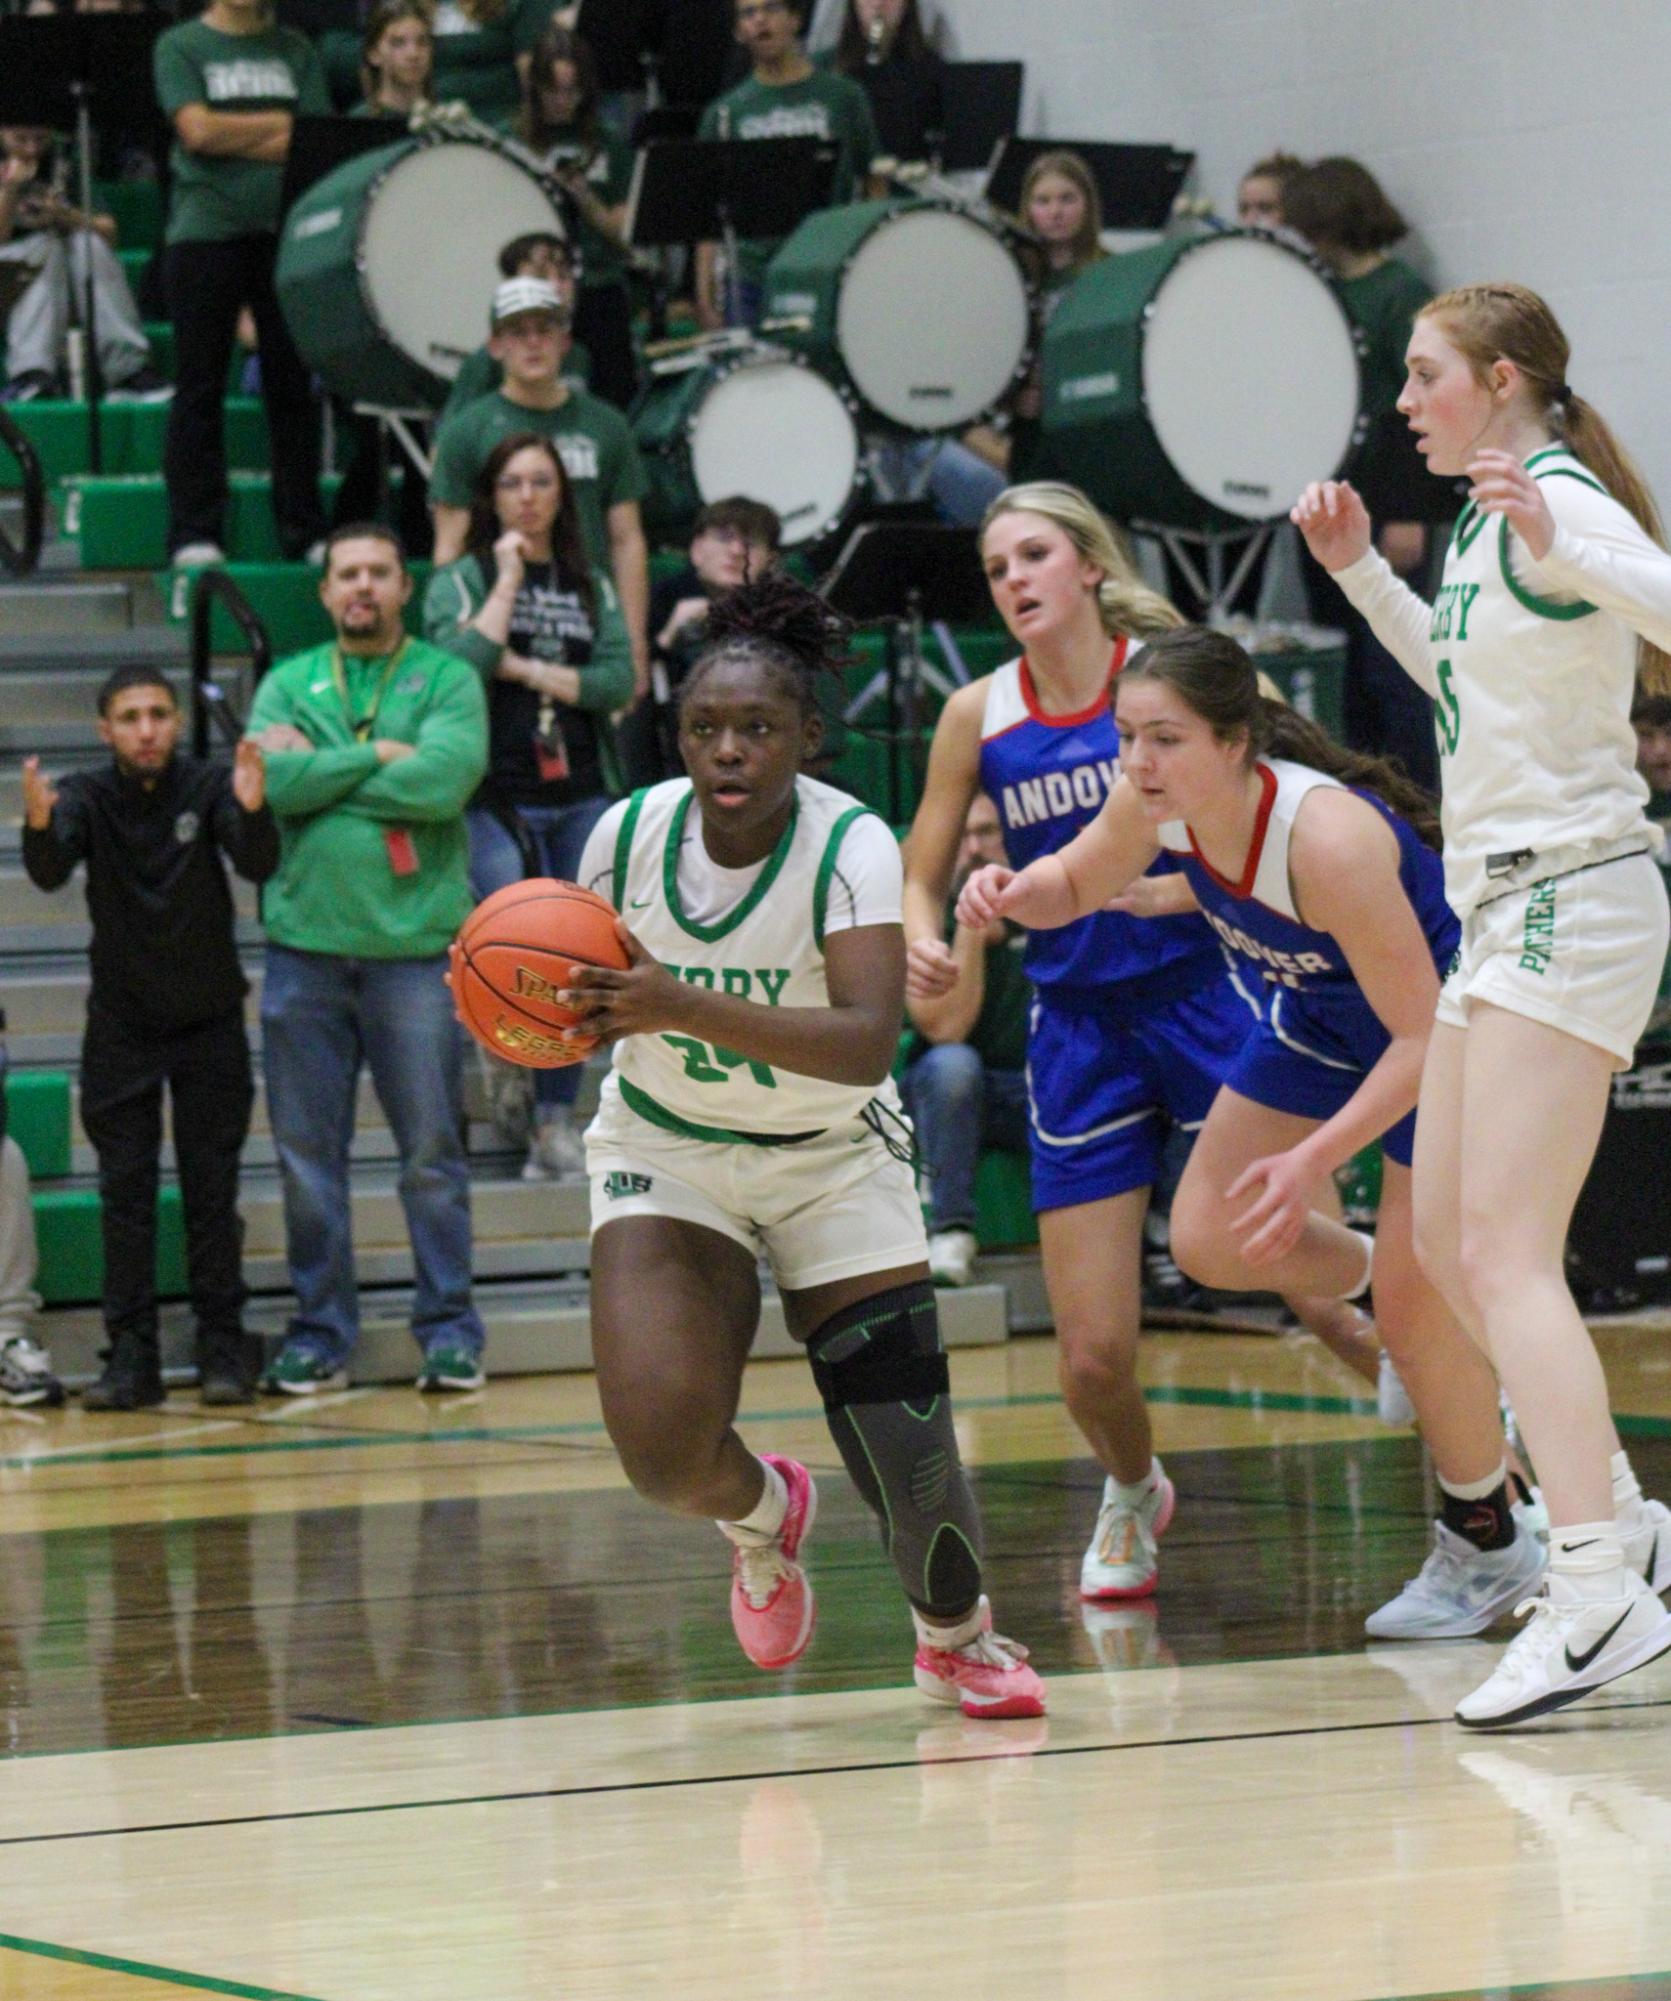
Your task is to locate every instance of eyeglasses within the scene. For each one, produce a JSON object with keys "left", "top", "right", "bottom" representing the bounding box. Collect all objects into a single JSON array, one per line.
[
  {"left": 495, "top": 471, "right": 559, "bottom": 493},
  {"left": 736, "top": 1, "right": 789, "bottom": 21}
]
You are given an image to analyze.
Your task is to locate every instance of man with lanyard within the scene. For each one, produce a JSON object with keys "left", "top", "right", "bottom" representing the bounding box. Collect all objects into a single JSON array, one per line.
[
  {"left": 247, "top": 524, "right": 491, "bottom": 1394},
  {"left": 429, "top": 278, "right": 651, "bottom": 699}
]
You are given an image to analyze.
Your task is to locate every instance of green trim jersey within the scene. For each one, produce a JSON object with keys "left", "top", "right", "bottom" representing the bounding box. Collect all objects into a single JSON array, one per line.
[
  {"left": 577, "top": 775, "right": 905, "bottom": 1140},
  {"left": 1336, "top": 446, "right": 1671, "bottom": 916}
]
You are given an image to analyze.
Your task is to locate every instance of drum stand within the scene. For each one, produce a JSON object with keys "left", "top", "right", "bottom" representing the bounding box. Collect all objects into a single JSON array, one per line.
[
  {"left": 351, "top": 403, "right": 433, "bottom": 515},
  {"left": 1137, "top": 520, "right": 1274, "bottom": 624}
]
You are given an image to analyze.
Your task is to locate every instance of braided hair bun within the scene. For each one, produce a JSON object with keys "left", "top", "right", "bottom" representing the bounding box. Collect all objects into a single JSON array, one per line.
[{"left": 684, "top": 568, "right": 855, "bottom": 718}]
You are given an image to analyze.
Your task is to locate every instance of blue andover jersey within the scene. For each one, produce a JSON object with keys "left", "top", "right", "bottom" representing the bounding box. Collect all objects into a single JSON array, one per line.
[{"left": 978, "top": 649, "right": 1224, "bottom": 997}]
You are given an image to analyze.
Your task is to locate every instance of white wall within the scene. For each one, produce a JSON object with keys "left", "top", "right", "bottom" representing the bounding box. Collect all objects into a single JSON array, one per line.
[{"left": 945, "top": 0, "right": 1671, "bottom": 493}]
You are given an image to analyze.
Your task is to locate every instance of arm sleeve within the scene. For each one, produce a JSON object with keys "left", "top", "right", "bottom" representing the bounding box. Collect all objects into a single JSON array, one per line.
[
  {"left": 422, "top": 563, "right": 501, "bottom": 677},
  {"left": 577, "top": 799, "right": 628, "bottom": 904},
  {"left": 1331, "top": 549, "right": 1439, "bottom": 696},
  {"left": 821, "top": 815, "right": 905, "bottom": 936},
  {"left": 427, "top": 414, "right": 478, "bottom": 511},
  {"left": 601, "top": 410, "right": 649, "bottom": 509},
  {"left": 576, "top": 574, "right": 635, "bottom": 713},
  {"left": 1524, "top": 478, "right": 1671, "bottom": 653},
  {"left": 19, "top": 781, "right": 90, "bottom": 891},
  {"left": 336, "top": 663, "right": 488, "bottom": 822},
  {"left": 210, "top": 771, "right": 281, "bottom": 883},
  {"left": 153, "top": 32, "right": 203, "bottom": 116},
  {"left": 247, "top": 672, "right": 383, "bottom": 815}
]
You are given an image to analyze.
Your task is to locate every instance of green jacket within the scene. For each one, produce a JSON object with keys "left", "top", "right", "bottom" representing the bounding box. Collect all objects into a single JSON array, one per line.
[{"left": 249, "top": 636, "right": 488, "bottom": 959}]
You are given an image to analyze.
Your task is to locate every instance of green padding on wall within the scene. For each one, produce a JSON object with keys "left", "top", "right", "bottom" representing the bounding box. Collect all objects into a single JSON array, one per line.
[
  {"left": 32, "top": 1186, "right": 186, "bottom": 1308},
  {"left": 4, "top": 1072, "right": 72, "bottom": 1182},
  {"left": 975, "top": 1148, "right": 1036, "bottom": 1250}
]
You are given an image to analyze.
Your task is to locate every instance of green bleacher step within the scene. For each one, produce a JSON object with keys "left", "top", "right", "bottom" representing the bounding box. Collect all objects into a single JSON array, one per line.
[
  {"left": 5, "top": 1070, "right": 72, "bottom": 1181},
  {"left": 94, "top": 179, "right": 163, "bottom": 255},
  {"left": 165, "top": 558, "right": 434, "bottom": 654},
  {"left": 32, "top": 1185, "right": 187, "bottom": 1307},
  {"left": 5, "top": 398, "right": 270, "bottom": 488},
  {"left": 116, "top": 245, "right": 153, "bottom": 297},
  {"left": 68, "top": 471, "right": 342, "bottom": 569}
]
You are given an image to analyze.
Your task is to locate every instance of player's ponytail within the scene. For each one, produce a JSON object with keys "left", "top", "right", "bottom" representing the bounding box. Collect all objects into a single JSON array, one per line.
[
  {"left": 982, "top": 482, "right": 1183, "bottom": 642},
  {"left": 1125, "top": 626, "right": 1443, "bottom": 850},
  {"left": 1422, "top": 283, "right": 1671, "bottom": 696},
  {"left": 683, "top": 567, "right": 854, "bottom": 718}
]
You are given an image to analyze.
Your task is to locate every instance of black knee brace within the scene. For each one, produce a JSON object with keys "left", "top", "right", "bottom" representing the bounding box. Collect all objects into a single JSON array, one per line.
[{"left": 807, "top": 1281, "right": 983, "bottom": 1617}]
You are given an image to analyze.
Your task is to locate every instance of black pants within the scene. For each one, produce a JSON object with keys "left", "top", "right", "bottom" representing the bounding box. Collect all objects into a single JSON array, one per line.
[
  {"left": 572, "top": 281, "right": 640, "bottom": 411},
  {"left": 164, "top": 234, "right": 325, "bottom": 559},
  {"left": 79, "top": 1005, "right": 254, "bottom": 1357}
]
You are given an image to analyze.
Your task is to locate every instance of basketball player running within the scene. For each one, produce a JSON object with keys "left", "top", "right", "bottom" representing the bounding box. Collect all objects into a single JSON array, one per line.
[
  {"left": 957, "top": 624, "right": 1561, "bottom": 1640},
  {"left": 562, "top": 572, "right": 1044, "bottom": 1720},
  {"left": 1294, "top": 281, "right": 1671, "bottom": 1727},
  {"left": 904, "top": 481, "right": 1381, "bottom": 1608}
]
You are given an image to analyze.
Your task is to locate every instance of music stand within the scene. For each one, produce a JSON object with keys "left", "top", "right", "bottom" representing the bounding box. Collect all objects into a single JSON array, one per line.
[
  {"left": 821, "top": 521, "right": 989, "bottom": 822},
  {"left": 281, "top": 116, "right": 402, "bottom": 215},
  {"left": 0, "top": 12, "right": 166, "bottom": 473},
  {"left": 987, "top": 138, "right": 1194, "bottom": 229},
  {"left": 626, "top": 136, "right": 837, "bottom": 326},
  {"left": 935, "top": 61, "right": 1024, "bottom": 175}
]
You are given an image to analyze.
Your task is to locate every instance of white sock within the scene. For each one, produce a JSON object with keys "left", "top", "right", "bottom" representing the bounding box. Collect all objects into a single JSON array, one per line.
[
  {"left": 1549, "top": 1521, "right": 1628, "bottom": 1602},
  {"left": 1611, "top": 1448, "right": 1644, "bottom": 1516},
  {"left": 1438, "top": 1462, "right": 1507, "bottom": 1503},
  {"left": 718, "top": 1457, "right": 788, "bottom": 1546},
  {"left": 913, "top": 1595, "right": 987, "bottom": 1652},
  {"left": 1343, "top": 1229, "right": 1375, "bottom": 1302},
  {"left": 1110, "top": 1458, "right": 1163, "bottom": 1508}
]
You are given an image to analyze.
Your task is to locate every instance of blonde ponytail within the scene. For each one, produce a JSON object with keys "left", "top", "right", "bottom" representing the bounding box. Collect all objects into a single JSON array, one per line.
[{"left": 982, "top": 481, "right": 1183, "bottom": 642}]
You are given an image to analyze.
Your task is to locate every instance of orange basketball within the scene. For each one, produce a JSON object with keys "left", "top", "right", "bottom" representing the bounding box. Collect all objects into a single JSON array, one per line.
[{"left": 450, "top": 878, "right": 630, "bottom": 1069}]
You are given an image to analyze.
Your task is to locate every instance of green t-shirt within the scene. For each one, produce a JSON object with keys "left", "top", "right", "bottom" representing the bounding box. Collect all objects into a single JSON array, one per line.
[
  {"left": 428, "top": 387, "right": 648, "bottom": 565},
  {"left": 428, "top": 0, "right": 549, "bottom": 122},
  {"left": 536, "top": 125, "right": 635, "bottom": 290},
  {"left": 248, "top": 636, "right": 488, "bottom": 959},
  {"left": 437, "top": 336, "right": 592, "bottom": 426},
  {"left": 903, "top": 919, "right": 1030, "bottom": 1073},
  {"left": 697, "top": 69, "right": 881, "bottom": 286},
  {"left": 155, "top": 19, "right": 331, "bottom": 245}
]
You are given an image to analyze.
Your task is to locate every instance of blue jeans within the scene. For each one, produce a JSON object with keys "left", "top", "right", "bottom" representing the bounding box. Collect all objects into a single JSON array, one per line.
[
  {"left": 901, "top": 1043, "right": 1030, "bottom": 1234},
  {"left": 870, "top": 436, "right": 1008, "bottom": 529},
  {"left": 468, "top": 797, "right": 613, "bottom": 1113},
  {"left": 261, "top": 946, "right": 484, "bottom": 1364}
]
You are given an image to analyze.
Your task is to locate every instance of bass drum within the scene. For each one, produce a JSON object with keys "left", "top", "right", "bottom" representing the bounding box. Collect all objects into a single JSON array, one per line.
[
  {"left": 276, "top": 137, "right": 567, "bottom": 409},
  {"left": 764, "top": 199, "right": 1032, "bottom": 434},
  {"left": 1041, "top": 230, "right": 1367, "bottom": 529},
  {"left": 632, "top": 351, "right": 864, "bottom": 550}
]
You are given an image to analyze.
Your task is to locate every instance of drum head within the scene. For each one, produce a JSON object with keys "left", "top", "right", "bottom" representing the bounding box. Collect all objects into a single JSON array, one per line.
[
  {"left": 1143, "top": 236, "right": 1363, "bottom": 521},
  {"left": 836, "top": 207, "right": 1030, "bottom": 431},
  {"left": 689, "top": 361, "right": 860, "bottom": 547},
  {"left": 361, "top": 143, "right": 565, "bottom": 382}
]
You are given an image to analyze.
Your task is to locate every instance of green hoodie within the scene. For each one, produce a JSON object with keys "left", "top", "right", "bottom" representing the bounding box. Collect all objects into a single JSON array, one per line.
[{"left": 250, "top": 636, "right": 488, "bottom": 959}]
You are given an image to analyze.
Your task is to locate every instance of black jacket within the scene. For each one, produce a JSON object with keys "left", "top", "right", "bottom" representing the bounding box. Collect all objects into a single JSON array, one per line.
[{"left": 22, "top": 754, "right": 279, "bottom": 1033}]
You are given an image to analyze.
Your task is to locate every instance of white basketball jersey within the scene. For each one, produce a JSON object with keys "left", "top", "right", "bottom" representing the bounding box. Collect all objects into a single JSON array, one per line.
[
  {"left": 1424, "top": 446, "right": 1652, "bottom": 913},
  {"left": 590, "top": 775, "right": 903, "bottom": 1138}
]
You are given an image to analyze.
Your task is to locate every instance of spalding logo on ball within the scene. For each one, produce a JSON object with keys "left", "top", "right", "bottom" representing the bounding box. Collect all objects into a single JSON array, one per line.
[{"left": 449, "top": 878, "right": 630, "bottom": 1068}]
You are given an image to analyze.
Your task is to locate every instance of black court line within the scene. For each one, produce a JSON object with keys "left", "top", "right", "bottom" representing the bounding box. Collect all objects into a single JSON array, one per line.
[{"left": 4, "top": 1693, "right": 1669, "bottom": 1850}]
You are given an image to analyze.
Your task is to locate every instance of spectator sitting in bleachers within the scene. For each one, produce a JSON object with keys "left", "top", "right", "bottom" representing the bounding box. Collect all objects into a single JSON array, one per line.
[
  {"left": 695, "top": 0, "right": 883, "bottom": 330},
  {"left": 21, "top": 669, "right": 278, "bottom": 1409},
  {"left": 436, "top": 232, "right": 591, "bottom": 427},
  {"left": 352, "top": 0, "right": 435, "bottom": 120},
  {"left": 1235, "top": 148, "right": 1304, "bottom": 232},
  {"left": 428, "top": 0, "right": 552, "bottom": 127},
  {"left": 900, "top": 790, "right": 1030, "bottom": 1288},
  {"left": 248, "top": 523, "right": 490, "bottom": 1396},
  {"left": 429, "top": 276, "right": 650, "bottom": 693},
  {"left": 0, "top": 124, "right": 164, "bottom": 402},
  {"left": 822, "top": 0, "right": 946, "bottom": 167}
]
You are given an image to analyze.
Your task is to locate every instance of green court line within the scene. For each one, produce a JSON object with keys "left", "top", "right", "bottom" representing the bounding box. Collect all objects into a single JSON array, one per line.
[
  {"left": 0, "top": 1929, "right": 327, "bottom": 2001},
  {"left": 10, "top": 1388, "right": 1671, "bottom": 1472}
]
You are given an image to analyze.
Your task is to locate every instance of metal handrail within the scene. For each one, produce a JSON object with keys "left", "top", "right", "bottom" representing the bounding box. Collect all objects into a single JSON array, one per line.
[
  {"left": 0, "top": 405, "right": 46, "bottom": 577},
  {"left": 188, "top": 566, "right": 271, "bottom": 757}
]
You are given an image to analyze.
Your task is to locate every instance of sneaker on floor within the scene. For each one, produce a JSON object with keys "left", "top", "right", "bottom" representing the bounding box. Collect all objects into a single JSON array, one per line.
[
  {"left": 416, "top": 1344, "right": 486, "bottom": 1393},
  {"left": 522, "top": 1110, "right": 587, "bottom": 1181},
  {"left": 1455, "top": 1567, "right": 1671, "bottom": 1729},
  {"left": 1376, "top": 1350, "right": 1416, "bottom": 1427},
  {"left": 198, "top": 1364, "right": 258, "bottom": 1406},
  {"left": 0, "top": 1333, "right": 66, "bottom": 1408},
  {"left": 927, "top": 1228, "right": 977, "bottom": 1288},
  {"left": 1620, "top": 1495, "right": 1671, "bottom": 1594},
  {"left": 261, "top": 1344, "right": 349, "bottom": 1396},
  {"left": 728, "top": 1453, "right": 817, "bottom": 1670},
  {"left": 171, "top": 541, "right": 226, "bottom": 570},
  {"left": 1080, "top": 1465, "right": 1175, "bottom": 1601},
  {"left": 1364, "top": 1522, "right": 1546, "bottom": 1640},
  {"left": 914, "top": 1597, "right": 1047, "bottom": 1719},
  {"left": 81, "top": 1360, "right": 166, "bottom": 1411}
]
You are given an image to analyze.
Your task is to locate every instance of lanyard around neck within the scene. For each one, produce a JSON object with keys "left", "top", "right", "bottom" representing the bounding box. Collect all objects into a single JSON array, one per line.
[{"left": 332, "top": 638, "right": 410, "bottom": 742}]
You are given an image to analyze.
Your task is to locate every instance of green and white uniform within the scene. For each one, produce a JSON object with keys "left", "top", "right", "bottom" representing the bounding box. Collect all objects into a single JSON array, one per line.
[
  {"left": 577, "top": 774, "right": 926, "bottom": 1287},
  {"left": 1338, "top": 445, "right": 1671, "bottom": 1064}
]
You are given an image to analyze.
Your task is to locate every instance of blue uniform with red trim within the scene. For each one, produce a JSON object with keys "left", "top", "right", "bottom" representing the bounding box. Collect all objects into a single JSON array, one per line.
[
  {"left": 1157, "top": 757, "right": 1460, "bottom": 1165},
  {"left": 978, "top": 647, "right": 1252, "bottom": 1210}
]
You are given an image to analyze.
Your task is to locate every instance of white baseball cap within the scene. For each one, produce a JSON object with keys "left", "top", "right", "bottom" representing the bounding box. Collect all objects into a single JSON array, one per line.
[{"left": 490, "top": 277, "right": 568, "bottom": 329}]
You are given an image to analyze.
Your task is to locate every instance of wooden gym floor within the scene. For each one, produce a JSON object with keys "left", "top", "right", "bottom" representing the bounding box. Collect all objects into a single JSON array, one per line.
[{"left": 2, "top": 1319, "right": 1671, "bottom": 2001}]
